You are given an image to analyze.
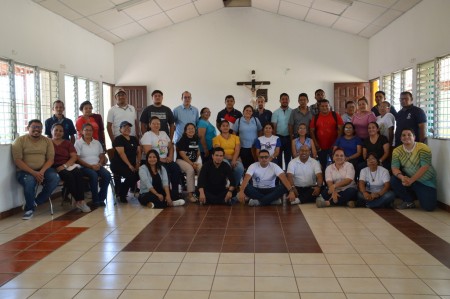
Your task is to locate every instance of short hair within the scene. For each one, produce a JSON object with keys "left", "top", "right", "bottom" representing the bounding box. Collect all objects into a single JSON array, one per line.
[
  {"left": 280, "top": 93, "right": 289, "bottom": 99},
  {"left": 380, "top": 101, "right": 391, "bottom": 108},
  {"left": 256, "top": 95, "right": 265, "bottom": 101},
  {"left": 332, "top": 147, "right": 345, "bottom": 157},
  {"left": 242, "top": 105, "right": 254, "bottom": 112},
  {"left": 200, "top": 107, "right": 209, "bottom": 114},
  {"left": 298, "top": 93, "right": 309, "bottom": 100},
  {"left": 318, "top": 99, "right": 330, "bottom": 105},
  {"left": 150, "top": 116, "right": 160, "bottom": 123},
  {"left": 259, "top": 149, "right": 270, "bottom": 155},
  {"left": 225, "top": 95, "right": 235, "bottom": 101},
  {"left": 366, "top": 152, "right": 379, "bottom": 160},
  {"left": 27, "top": 119, "right": 42, "bottom": 127},
  {"left": 401, "top": 127, "right": 415, "bottom": 136},
  {"left": 151, "top": 90, "right": 163, "bottom": 97},
  {"left": 181, "top": 91, "right": 191, "bottom": 98},
  {"left": 343, "top": 122, "right": 356, "bottom": 135},
  {"left": 79, "top": 100, "right": 92, "bottom": 112},
  {"left": 52, "top": 100, "right": 64, "bottom": 108},
  {"left": 82, "top": 123, "right": 93, "bottom": 130},
  {"left": 315, "top": 89, "right": 324, "bottom": 95},
  {"left": 345, "top": 100, "right": 355, "bottom": 108},
  {"left": 375, "top": 91, "right": 386, "bottom": 97},
  {"left": 51, "top": 123, "right": 64, "bottom": 131},
  {"left": 263, "top": 123, "right": 274, "bottom": 130},
  {"left": 211, "top": 147, "right": 225, "bottom": 155},
  {"left": 358, "top": 96, "right": 369, "bottom": 105},
  {"left": 400, "top": 91, "right": 413, "bottom": 99}
]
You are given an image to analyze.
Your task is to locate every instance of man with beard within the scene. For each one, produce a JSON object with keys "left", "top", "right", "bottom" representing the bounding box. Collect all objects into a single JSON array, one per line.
[{"left": 253, "top": 96, "right": 272, "bottom": 127}]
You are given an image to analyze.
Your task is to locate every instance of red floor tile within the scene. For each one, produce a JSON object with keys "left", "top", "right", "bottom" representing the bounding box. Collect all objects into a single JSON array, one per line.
[
  {"left": 26, "top": 241, "right": 66, "bottom": 251},
  {"left": 12, "top": 250, "right": 52, "bottom": 261},
  {"left": 0, "top": 241, "right": 34, "bottom": 251},
  {"left": 0, "top": 251, "right": 19, "bottom": 262},
  {"left": 12, "top": 233, "right": 47, "bottom": 242},
  {"left": 0, "top": 273, "right": 17, "bottom": 286},
  {"left": 0, "top": 260, "right": 37, "bottom": 273}
]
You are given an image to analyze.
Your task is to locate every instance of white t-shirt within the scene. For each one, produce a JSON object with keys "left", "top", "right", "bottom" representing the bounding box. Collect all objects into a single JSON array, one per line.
[
  {"left": 140, "top": 131, "right": 171, "bottom": 158},
  {"left": 359, "top": 166, "right": 390, "bottom": 193},
  {"left": 246, "top": 162, "right": 283, "bottom": 188},
  {"left": 287, "top": 157, "right": 322, "bottom": 187},
  {"left": 376, "top": 113, "right": 395, "bottom": 140},
  {"left": 255, "top": 135, "right": 280, "bottom": 156},
  {"left": 107, "top": 104, "right": 137, "bottom": 137},
  {"left": 74, "top": 138, "right": 103, "bottom": 165}
]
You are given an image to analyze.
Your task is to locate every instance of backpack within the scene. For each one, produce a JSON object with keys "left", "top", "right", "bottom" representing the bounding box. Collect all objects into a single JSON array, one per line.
[{"left": 235, "top": 116, "right": 259, "bottom": 136}]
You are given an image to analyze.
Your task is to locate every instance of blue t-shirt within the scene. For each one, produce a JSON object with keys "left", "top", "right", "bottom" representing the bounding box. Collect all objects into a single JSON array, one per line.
[
  {"left": 45, "top": 115, "right": 76, "bottom": 140},
  {"left": 334, "top": 136, "right": 362, "bottom": 157},
  {"left": 395, "top": 105, "right": 427, "bottom": 146},
  {"left": 196, "top": 118, "right": 216, "bottom": 152},
  {"left": 232, "top": 117, "right": 262, "bottom": 148}
]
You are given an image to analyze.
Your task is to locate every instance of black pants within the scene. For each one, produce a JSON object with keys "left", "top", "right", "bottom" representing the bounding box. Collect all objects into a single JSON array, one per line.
[
  {"left": 112, "top": 166, "right": 139, "bottom": 199},
  {"left": 138, "top": 191, "right": 168, "bottom": 209},
  {"left": 58, "top": 168, "right": 84, "bottom": 202},
  {"left": 276, "top": 135, "right": 292, "bottom": 170},
  {"left": 295, "top": 186, "right": 319, "bottom": 203},
  {"left": 162, "top": 162, "right": 182, "bottom": 199},
  {"left": 204, "top": 189, "right": 228, "bottom": 205},
  {"left": 240, "top": 147, "right": 255, "bottom": 169}
]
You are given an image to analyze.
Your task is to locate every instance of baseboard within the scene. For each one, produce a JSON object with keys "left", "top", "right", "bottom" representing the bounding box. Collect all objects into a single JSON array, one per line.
[
  {"left": 437, "top": 201, "right": 450, "bottom": 213},
  {"left": 0, "top": 191, "right": 63, "bottom": 219}
]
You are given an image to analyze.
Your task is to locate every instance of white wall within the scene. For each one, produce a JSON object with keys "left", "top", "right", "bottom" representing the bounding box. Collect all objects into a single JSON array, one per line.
[
  {"left": 115, "top": 7, "right": 368, "bottom": 115},
  {"left": 369, "top": 0, "right": 450, "bottom": 205},
  {"left": 0, "top": 0, "right": 114, "bottom": 213}
]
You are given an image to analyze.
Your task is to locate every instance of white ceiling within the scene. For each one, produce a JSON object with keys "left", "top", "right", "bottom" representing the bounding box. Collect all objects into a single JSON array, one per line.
[{"left": 32, "top": 0, "right": 422, "bottom": 44}]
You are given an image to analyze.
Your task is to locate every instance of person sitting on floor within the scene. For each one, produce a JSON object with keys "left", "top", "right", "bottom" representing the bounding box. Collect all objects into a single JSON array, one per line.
[
  {"left": 237, "top": 149, "right": 293, "bottom": 207},
  {"left": 198, "top": 147, "right": 236, "bottom": 205},
  {"left": 138, "top": 149, "right": 185, "bottom": 208},
  {"left": 287, "top": 145, "right": 323, "bottom": 205}
]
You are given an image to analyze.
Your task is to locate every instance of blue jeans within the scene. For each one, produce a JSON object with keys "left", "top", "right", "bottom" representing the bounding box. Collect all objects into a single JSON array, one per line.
[
  {"left": 321, "top": 187, "right": 357, "bottom": 206},
  {"left": 244, "top": 184, "right": 287, "bottom": 206},
  {"left": 223, "top": 158, "right": 244, "bottom": 186},
  {"left": 81, "top": 166, "right": 111, "bottom": 204},
  {"left": 357, "top": 190, "right": 395, "bottom": 208},
  {"left": 390, "top": 176, "right": 437, "bottom": 211},
  {"left": 17, "top": 168, "right": 60, "bottom": 212}
]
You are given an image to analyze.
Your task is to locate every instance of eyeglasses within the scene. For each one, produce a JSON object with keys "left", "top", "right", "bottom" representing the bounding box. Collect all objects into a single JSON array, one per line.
[
  {"left": 259, "top": 156, "right": 270, "bottom": 159},
  {"left": 344, "top": 127, "right": 353, "bottom": 130},
  {"left": 30, "top": 125, "right": 42, "bottom": 129}
]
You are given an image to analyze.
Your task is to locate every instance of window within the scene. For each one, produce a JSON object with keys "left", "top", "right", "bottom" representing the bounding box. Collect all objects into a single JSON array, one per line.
[
  {"left": 0, "top": 59, "right": 13, "bottom": 144},
  {"left": 416, "top": 60, "right": 435, "bottom": 137},
  {"left": 39, "top": 69, "right": 58, "bottom": 124},
  {"left": 89, "top": 81, "right": 100, "bottom": 113},
  {"left": 382, "top": 75, "right": 392, "bottom": 104},
  {"left": 381, "top": 68, "right": 413, "bottom": 112},
  {"left": 392, "top": 71, "right": 402, "bottom": 112},
  {"left": 64, "top": 75, "right": 77, "bottom": 120},
  {"left": 64, "top": 74, "right": 101, "bottom": 121},
  {"left": 437, "top": 56, "right": 450, "bottom": 138}
]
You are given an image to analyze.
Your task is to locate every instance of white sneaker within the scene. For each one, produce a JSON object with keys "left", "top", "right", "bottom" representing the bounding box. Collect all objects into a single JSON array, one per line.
[
  {"left": 271, "top": 199, "right": 282, "bottom": 205},
  {"left": 76, "top": 202, "right": 91, "bottom": 213},
  {"left": 172, "top": 199, "right": 185, "bottom": 207},
  {"left": 290, "top": 198, "right": 301, "bottom": 205},
  {"left": 248, "top": 199, "right": 260, "bottom": 207}
]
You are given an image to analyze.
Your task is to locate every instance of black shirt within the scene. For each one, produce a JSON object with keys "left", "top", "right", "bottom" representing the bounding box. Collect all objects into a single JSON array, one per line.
[
  {"left": 140, "top": 105, "right": 174, "bottom": 135},
  {"left": 363, "top": 135, "right": 389, "bottom": 158},
  {"left": 198, "top": 160, "right": 235, "bottom": 193},
  {"left": 112, "top": 135, "right": 139, "bottom": 168},
  {"left": 176, "top": 135, "right": 199, "bottom": 162}
]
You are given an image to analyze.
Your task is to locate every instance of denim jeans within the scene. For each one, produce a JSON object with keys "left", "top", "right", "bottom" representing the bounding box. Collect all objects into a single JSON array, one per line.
[
  {"left": 321, "top": 187, "right": 357, "bottom": 206},
  {"left": 17, "top": 168, "right": 60, "bottom": 212},
  {"left": 223, "top": 158, "right": 244, "bottom": 186},
  {"left": 390, "top": 176, "right": 437, "bottom": 211},
  {"left": 357, "top": 190, "right": 395, "bottom": 208},
  {"left": 244, "top": 184, "right": 287, "bottom": 206},
  {"left": 81, "top": 166, "right": 111, "bottom": 204}
]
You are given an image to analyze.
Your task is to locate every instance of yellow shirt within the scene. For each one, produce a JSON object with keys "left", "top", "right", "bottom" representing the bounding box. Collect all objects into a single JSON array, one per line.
[
  {"left": 212, "top": 134, "right": 240, "bottom": 156},
  {"left": 11, "top": 135, "right": 54, "bottom": 170}
]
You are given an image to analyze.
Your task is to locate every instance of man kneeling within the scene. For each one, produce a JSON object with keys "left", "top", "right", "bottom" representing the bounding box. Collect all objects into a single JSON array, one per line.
[{"left": 238, "top": 150, "right": 293, "bottom": 206}]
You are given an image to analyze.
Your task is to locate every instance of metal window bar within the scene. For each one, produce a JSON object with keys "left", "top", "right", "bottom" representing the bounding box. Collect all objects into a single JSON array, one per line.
[
  {"left": 0, "top": 59, "right": 14, "bottom": 144},
  {"left": 416, "top": 60, "right": 436, "bottom": 137},
  {"left": 436, "top": 55, "right": 450, "bottom": 138},
  {"left": 392, "top": 71, "right": 402, "bottom": 112},
  {"left": 39, "top": 69, "right": 59, "bottom": 122},
  {"left": 14, "top": 63, "right": 37, "bottom": 137},
  {"left": 89, "top": 81, "right": 100, "bottom": 113},
  {"left": 382, "top": 75, "right": 392, "bottom": 103}
]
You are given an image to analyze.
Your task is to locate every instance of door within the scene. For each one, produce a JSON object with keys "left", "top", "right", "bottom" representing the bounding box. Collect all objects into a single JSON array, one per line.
[
  {"left": 112, "top": 86, "right": 147, "bottom": 120},
  {"left": 334, "top": 82, "right": 370, "bottom": 115}
]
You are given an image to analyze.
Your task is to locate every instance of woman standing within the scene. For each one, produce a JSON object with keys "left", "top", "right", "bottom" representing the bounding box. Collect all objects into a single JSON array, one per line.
[
  {"left": 255, "top": 123, "right": 280, "bottom": 164},
  {"left": 316, "top": 148, "right": 357, "bottom": 208},
  {"left": 351, "top": 97, "right": 377, "bottom": 139},
  {"left": 176, "top": 123, "right": 201, "bottom": 203},
  {"left": 138, "top": 150, "right": 185, "bottom": 208},
  {"left": 51, "top": 123, "right": 90, "bottom": 212},
  {"left": 75, "top": 123, "right": 111, "bottom": 207},
  {"left": 391, "top": 128, "right": 437, "bottom": 211},
  {"left": 75, "top": 101, "right": 106, "bottom": 150},
  {"left": 232, "top": 105, "right": 262, "bottom": 169},
  {"left": 197, "top": 107, "right": 216, "bottom": 163},
  {"left": 111, "top": 121, "right": 141, "bottom": 203}
]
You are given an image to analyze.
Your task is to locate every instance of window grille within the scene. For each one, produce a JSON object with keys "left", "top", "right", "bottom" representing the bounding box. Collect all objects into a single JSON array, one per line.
[
  {"left": 14, "top": 64, "right": 37, "bottom": 137},
  {"left": 382, "top": 75, "right": 392, "bottom": 103},
  {"left": 392, "top": 71, "right": 402, "bottom": 112},
  {"left": 39, "top": 69, "right": 58, "bottom": 122},
  {"left": 416, "top": 60, "right": 436, "bottom": 137},
  {"left": 436, "top": 55, "right": 450, "bottom": 138},
  {"left": 64, "top": 75, "right": 77, "bottom": 120},
  {"left": 89, "top": 81, "right": 100, "bottom": 113},
  {"left": 0, "top": 59, "right": 14, "bottom": 144}
]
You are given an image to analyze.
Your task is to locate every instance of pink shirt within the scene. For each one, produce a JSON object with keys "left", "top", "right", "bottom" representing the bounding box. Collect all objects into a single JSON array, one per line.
[
  {"left": 325, "top": 162, "right": 357, "bottom": 192},
  {"left": 351, "top": 112, "right": 376, "bottom": 139}
]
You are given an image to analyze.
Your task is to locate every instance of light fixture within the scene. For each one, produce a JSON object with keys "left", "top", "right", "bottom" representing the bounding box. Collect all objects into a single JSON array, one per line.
[{"left": 115, "top": 0, "right": 149, "bottom": 12}]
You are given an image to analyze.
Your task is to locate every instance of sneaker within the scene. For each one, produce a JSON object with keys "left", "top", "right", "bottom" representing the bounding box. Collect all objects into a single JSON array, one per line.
[
  {"left": 22, "top": 210, "right": 34, "bottom": 220},
  {"left": 396, "top": 201, "right": 416, "bottom": 210},
  {"left": 248, "top": 199, "right": 260, "bottom": 207},
  {"left": 172, "top": 199, "right": 185, "bottom": 207},
  {"left": 347, "top": 201, "right": 356, "bottom": 208},
  {"left": 290, "top": 198, "right": 301, "bottom": 205},
  {"left": 271, "top": 199, "right": 282, "bottom": 205},
  {"left": 76, "top": 202, "right": 91, "bottom": 213},
  {"left": 316, "top": 196, "right": 327, "bottom": 208},
  {"left": 147, "top": 202, "right": 155, "bottom": 209},
  {"left": 187, "top": 194, "right": 198, "bottom": 203}
]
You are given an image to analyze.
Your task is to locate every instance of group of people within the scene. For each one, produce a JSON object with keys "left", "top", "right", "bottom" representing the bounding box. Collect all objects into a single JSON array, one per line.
[{"left": 11, "top": 87, "right": 438, "bottom": 220}]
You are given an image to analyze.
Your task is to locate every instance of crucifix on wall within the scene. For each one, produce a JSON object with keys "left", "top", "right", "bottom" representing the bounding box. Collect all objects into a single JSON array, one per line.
[{"left": 237, "top": 70, "right": 270, "bottom": 108}]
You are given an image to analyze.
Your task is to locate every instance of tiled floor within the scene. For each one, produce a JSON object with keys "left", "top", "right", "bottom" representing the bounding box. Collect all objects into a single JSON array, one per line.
[{"left": 0, "top": 194, "right": 449, "bottom": 299}]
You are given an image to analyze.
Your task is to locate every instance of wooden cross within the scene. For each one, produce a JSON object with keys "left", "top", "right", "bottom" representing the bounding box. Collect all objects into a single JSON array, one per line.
[{"left": 236, "top": 70, "right": 270, "bottom": 90}]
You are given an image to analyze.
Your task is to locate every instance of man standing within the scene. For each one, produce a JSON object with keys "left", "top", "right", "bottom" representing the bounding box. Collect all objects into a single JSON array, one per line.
[
  {"left": 12, "top": 119, "right": 60, "bottom": 220},
  {"left": 216, "top": 95, "right": 242, "bottom": 130},
  {"left": 289, "top": 93, "right": 313, "bottom": 138},
  {"left": 198, "top": 147, "right": 236, "bottom": 205},
  {"left": 173, "top": 91, "right": 199, "bottom": 143},
  {"left": 140, "top": 90, "right": 175, "bottom": 139},
  {"left": 238, "top": 150, "right": 293, "bottom": 206},
  {"left": 107, "top": 88, "right": 139, "bottom": 144},
  {"left": 286, "top": 145, "right": 323, "bottom": 205},
  {"left": 371, "top": 91, "right": 398, "bottom": 117},
  {"left": 310, "top": 89, "right": 326, "bottom": 116},
  {"left": 253, "top": 96, "right": 272, "bottom": 127},
  {"left": 271, "top": 93, "right": 292, "bottom": 170},
  {"left": 395, "top": 91, "right": 427, "bottom": 146},
  {"left": 44, "top": 100, "right": 76, "bottom": 142},
  {"left": 310, "top": 99, "right": 344, "bottom": 170}
]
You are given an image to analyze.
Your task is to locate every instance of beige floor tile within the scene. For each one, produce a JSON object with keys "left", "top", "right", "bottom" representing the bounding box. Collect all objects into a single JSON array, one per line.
[
  {"left": 61, "top": 261, "right": 108, "bottom": 274},
  {"left": 219, "top": 253, "right": 254, "bottom": 264},
  {"left": 216, "top": 263, "right": 254, "bottom": 276},
  {"left": 386, "top": 244, "right": 427, "bottom": 254},
  {"left": 100, "top": 262, "right": 143, "bottom": 275},
  {"left": 369, "top": 265, "right": 417, "bottom": 278},
  {"left": 255, "top": 253, "right": 291, "bottom": 264},
  {"left": 73, "top": 289, "right": 122, "bottom": 299},
  {"left": 352, "top": 244, "right": 391, "bottom": 254},
  {"left": 28, "top": 288, "right": 79, "bottom": 299},
  {"left": 255, "top": 276, "right": 298, "bottom": 292},
  {"left": 148, "top": 252, "right": 185, "bottom": 263},
  {"left": 315, "top": 235, "right": 350, "bottom": 244},
  {"left": 293, "top": 265, "right": 334, "bottom": 277},
  {"left": 296, "top": 277, "right": 342, "bottom": 293},
  {"left": 346, "top": 294, "right": 393, "bottom": 299},
  {"left": 118, "top": 289, "right": 165, "bottom": 299},
  {"left": 300, "top": 293, "right": 346, "bottom": 299},
  {"left": 320, "top": 244, "right": 357, "bottom": 254},
  {"left": 164, "top": 290, "right": 210, "bottom": 299},
  {"left": 57, "top": 241, "right": 97, "bottom": 251},
  {"left": 84, "top": 274, "right": 133, "bottom": 289},
  {"left": 290, "top": 253, "right": 328, "bottom": 265},
  {"left": 78, "top": 251, "right": 118, "bottom": 262},
  {"left": 409, "top": 266, "right": 450, "bottom": 279},
  {"left": 395, "top": 254, "right": 442, "bottom": 266},
  {"left": 43, "top": 274, "right": 95, "bottom": 289},
  {"left": 1, "top": 273, "right": 56, "bottom": 289},
  {"left": 112, "top": 252, "right": 151, "bottom": 263},
  {"left": 392, "top": 295, "right": 440, "bottom": 299},
  {"left": 255, "top": 292, "right": 300, "bottom": 299},
  {"left": 331, "top": 265, "right": 375, "bottom": 277},
  {"left": 177, "top": 263, "right": 217, "bottom": 276},
  {"left": 138, "top": 262, "right": 180, "bottom": 275},
  {"left": 127, "top": 275, "right": 173, "bottom": 290},
  {"left": 89, "top": 242, "right": 127, "bottom": 252},
  {"left": 423, "top": 279, "right": 450, "bottom": 296},
  {"left": 211, "top": 291, "right": 255, "bottom": 299},
  {"left": 170, "top": 275, "right": 214, "bottom": 291},
  {"left": 380, "top": 278, "right": 435, "bottom": 295},
  {"left": 255, "top": 263, "right": 294, "bottom": 277},
  {"left": 325, "top": 253, "right": 365, "bottom": 265},
  {"left": 42, "top": 250, "right": 85, "bottom": 262},
  {"left": 0, "top": 289, "right": 36, "bottom": 299},
  {"left": 338, "top": 277, "right": 388, "bottom": 293},
  {"left": 183, "top": 252, "right": 219, "bottom": 263},
  {"left": 360, "top": 254, "right": 403, "bottom": 265},
  {"left": 23, "top": 261, "right": 72, "bottom": 274},
  {"left": 102, "top": 234, "right": 136, "bottom": 243},
  {"left": 212, "top": 276, "right": 254, "bottom": 292}
]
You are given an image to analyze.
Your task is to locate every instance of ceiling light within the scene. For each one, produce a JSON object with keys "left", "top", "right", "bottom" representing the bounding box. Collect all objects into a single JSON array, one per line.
[{"left": 115, "top": 0, "right": 149, "bottom": 12}]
